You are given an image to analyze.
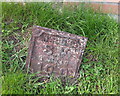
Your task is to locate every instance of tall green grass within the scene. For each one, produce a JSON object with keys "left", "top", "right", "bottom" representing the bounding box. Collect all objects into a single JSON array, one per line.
[{"left": 2, "top": 2, "right": 119, "bottom": 94}]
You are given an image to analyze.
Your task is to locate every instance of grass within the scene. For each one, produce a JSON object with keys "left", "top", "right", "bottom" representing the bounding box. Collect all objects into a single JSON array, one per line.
[{"left": 1, "top": 2, "right": 119, "bottom": 94}]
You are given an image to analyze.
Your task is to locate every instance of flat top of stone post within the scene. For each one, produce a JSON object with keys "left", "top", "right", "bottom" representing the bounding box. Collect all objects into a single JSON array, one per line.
[{"left": 26, "top": 25, "right": 88, "bottom": 77}]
